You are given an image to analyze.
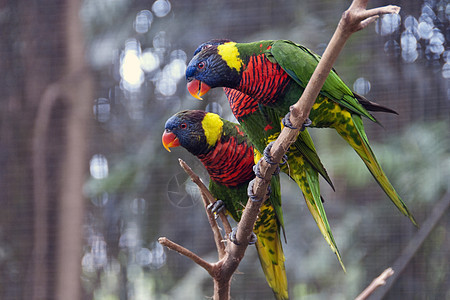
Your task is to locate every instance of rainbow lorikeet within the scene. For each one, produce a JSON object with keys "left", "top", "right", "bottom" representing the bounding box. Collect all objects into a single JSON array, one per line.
[
  {"left": 162, "top": 110, "right": 289, "bottom": 299},
  {"left": 185, "top": 39, "right": 417, "bottom": 227}
]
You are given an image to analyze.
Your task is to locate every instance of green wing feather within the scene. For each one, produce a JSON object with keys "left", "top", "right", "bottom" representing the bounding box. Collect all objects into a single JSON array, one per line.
[
  {"left": 269, "top": 40, "right": 417, "bottom": 225},
  {"left": 350, "top": 114, "right": 417, "bottom": 225},
  {"left": 269, "top": 40, "right": 375, "bottom": 122}
]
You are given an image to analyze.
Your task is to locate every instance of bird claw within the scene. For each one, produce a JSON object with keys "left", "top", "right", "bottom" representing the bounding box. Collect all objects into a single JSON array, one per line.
[
  {"left": 282, "top": 110, "right": 312, "bottom": 132},
  {"left": 253, "top": 160, "right": 264, "bottom": 179},
  {"left": 248, "top": 232, "right": 257, "bottom": 245},
  {"left": 253, "top": 160, "right": 280, "bottom": 179},
  {"left": 301, "top": 118, "right": 312, "bottom": 131},
  {"left": 230, "top": 227, "right": 257, "bottom": 245},
  {"left": 247, "top": 178, "right": 271, "bottom": 203},
  {"left": 282, "top": 111, "right": 297, "bottom": 129},
  {"left": 247, "top": 179, "right": 262, "bottom": 202},
  {"left": 263, "top": 141, "right": 288, "bottom": 166},
  {"left": 263, "top": 142, "right": 278, "bottom": 165},
  {"left": 207, "top": 200, "right": 225, "bottom": 219}
]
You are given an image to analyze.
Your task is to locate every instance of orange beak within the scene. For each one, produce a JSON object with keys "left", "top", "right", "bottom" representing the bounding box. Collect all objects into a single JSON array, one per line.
[
  {"left": 187, "top": 79, "right": 211, "bottom": 100},
  {"left": 162, "top": 130, "right": 180, "bottom": 152}
]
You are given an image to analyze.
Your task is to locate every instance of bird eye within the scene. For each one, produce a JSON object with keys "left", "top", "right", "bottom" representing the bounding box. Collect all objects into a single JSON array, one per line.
[
  {"left": 197, "top": 61, "right": 205, "bottom": 69},
  {"left": 180, "top": 123, "right": 187, "bottom": 129}
]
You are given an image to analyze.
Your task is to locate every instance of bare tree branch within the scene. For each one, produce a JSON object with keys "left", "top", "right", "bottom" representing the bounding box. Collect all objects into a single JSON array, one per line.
[
  {"left": 159, "top": 237, "right": 216, "bottom": 276},
  {"left": 203, "top": 198, "right": 227, "bottom": 260},
  {"left": 355, "top": 268, "right": 394, "bottom": 300}
]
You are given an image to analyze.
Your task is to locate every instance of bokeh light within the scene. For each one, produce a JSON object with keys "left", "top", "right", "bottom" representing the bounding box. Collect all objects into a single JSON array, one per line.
[
  {"left": 418, "top": 21, "right": 433, "bottom": 39},
  {"left": 134, "top": 10, "right": 153, "bottom": 34},
  {"left": 140, "top": 49, "right": 160, "bottom": 73},
  {"left": 119, "top": 223, "right": 140, "bottom": 249},
  {"left": 353, "top": 77, "right": 371, "bottom": 95},
  {"left": 429, "top": 29, "right": 445, "bottom": 55},
  {"left": 120, "top": 40, "right": 145, "bottom": 91},
  {"left": 152, "top": 0, "right": 171, "bottom": 18},
  {"left": 401, "top": 30, "right": 418, "bottom": 62},
  {"left": 376, "top": 13, "right": 401, "bottom": 36},
  {"left": 90, "top": 154, "right": 109, "bottom": 179}
]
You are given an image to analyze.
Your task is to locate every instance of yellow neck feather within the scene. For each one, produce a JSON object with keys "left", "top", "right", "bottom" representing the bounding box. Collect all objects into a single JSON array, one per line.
[
  {"left": 202, "top": 113, "right": 223, "bottom": 147},
  {"left": 217, "top": 42, "right": 244, "bottom": 72}
]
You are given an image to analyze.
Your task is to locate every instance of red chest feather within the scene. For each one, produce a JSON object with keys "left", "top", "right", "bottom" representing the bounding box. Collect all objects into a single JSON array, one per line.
[
  {"left": 238, "top": 54, "right": 290, "bottom": 105},
  {"left": 199, "top": 136, "right": 255, "bottom": 187},
  {"left": 224, "top": 88, "right": 258, "bottom": 120}
]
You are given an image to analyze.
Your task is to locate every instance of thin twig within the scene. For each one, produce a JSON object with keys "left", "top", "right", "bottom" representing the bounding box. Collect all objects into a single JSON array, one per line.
[
  {"left": 202, "top": 190, "right": 227, "bottom": 259},
  {"left": 178, "top": 158, "right": 233, "bottom": 235},
  {"left": 355, "top": 268, "right": 395, "bottom": 300},
  {"left": 177, "top": 159, "right": 226, "bottom": 258},
  {"left": 159, "top": 237, "right": 215, "bottom": 276}
]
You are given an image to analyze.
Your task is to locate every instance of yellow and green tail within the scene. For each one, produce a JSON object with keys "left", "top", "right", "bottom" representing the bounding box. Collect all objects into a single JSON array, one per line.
[
  {"left": 283, "top": 153, "right": 346, "bottom": 272},
  {"left": 336, "top": 112, "right": 417, "bottom": 226},
  {"left": 254, "top": 202, "right": 288, "bottom": 300},
  {"left": 254, "top": 131, "right": 345, "bottom": 276}
]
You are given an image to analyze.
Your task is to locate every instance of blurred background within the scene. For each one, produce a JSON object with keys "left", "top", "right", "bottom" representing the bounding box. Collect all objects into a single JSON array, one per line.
[{"left": 0, "top": 0, "right": 449, "bottom": 299}]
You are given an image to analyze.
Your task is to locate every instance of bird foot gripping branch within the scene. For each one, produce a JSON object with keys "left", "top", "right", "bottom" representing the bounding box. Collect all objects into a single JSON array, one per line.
[
  {"left": 207, "top": 200, "right": 225, "bottom": 220},
  {"left": 263, "top": 141, "right": 288, "bottom": 166},
  {"left": 282, "top": 109, "right": 312, "bottom": 131},
  {"left": 230, "top": 227, "right": 257, "bottom": 245},
  {"left": 246, "top": 178, "right": 271, "bottom": 203},
  {"left": 253, "top": 160, "right": 280, "bottom": 180}
]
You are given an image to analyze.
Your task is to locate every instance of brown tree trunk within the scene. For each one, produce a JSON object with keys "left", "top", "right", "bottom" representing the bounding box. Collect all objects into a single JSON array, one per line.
[
  {"left": 56, "top": 0, "right": 93, "bottom": 298},
  {"left": 13, "top": 0, "right": 93, "bottom": 299}
]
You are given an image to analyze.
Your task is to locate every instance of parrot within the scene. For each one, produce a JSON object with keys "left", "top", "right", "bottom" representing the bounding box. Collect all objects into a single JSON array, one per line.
[
  {"left": 162, "top": 109, "right": 288, "bottom": 299},
  {"left": 185, "top": 39, "right": 417, "bottom": 227}
]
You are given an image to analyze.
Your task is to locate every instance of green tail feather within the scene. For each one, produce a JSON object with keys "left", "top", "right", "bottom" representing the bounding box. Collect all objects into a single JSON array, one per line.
[
  {"left": 253, "top": 125, "right": 345, "bottom": 271},
  {"left": 283, "top": 159, "right": 346, "bottom": 272},
  {"left": 254, "top": 202, "right": 288, "bottom": 300},
  {"left": 338, "top": 114, "right": 417, "bottom": 226}
]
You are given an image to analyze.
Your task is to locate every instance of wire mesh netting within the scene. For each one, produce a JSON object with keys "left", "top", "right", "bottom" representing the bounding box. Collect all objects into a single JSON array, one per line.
[{"left": 0, "top": 0, "right": 449, "bottom": 299}]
